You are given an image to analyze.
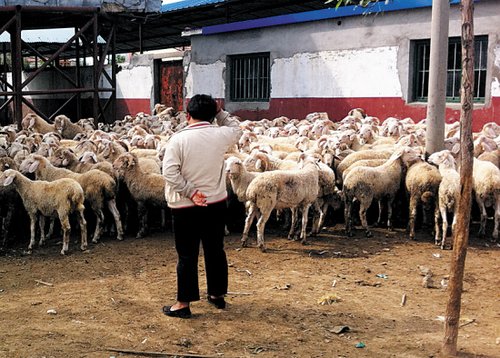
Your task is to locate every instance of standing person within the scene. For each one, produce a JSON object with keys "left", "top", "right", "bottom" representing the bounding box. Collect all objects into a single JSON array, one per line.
[{"left": 162, "top": 94, "right": 242, "bottom": 318}]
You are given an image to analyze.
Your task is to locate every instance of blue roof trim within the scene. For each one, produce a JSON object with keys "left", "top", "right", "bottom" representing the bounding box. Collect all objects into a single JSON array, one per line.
[
  {"left": 161, "top": 0, "right": 225, "bottom": 12},
  {"left": 202, "top": 0, "right": 461, "bottom": 36}
]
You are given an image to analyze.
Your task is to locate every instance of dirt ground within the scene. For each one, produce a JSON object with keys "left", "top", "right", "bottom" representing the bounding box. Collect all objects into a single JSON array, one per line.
[{"left": 0, "top": 221, "right": 499, "bottom": 358}]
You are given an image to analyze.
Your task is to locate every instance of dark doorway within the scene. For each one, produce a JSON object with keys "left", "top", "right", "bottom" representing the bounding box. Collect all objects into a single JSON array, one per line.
[{"left": 158, "top": 60, "right": 183, "bottom": 112}]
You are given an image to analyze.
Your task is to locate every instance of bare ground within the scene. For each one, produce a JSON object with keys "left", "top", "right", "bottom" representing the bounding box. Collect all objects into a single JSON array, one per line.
[{"left": 0, "top": 223, "right": 499, "bottom": 358}]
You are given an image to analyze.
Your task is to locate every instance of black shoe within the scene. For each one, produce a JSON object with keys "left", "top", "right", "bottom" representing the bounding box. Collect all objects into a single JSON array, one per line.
[
  {"left": 162, "top": 305, "right": 192, "bottom": 318},
  {"left": 207, "top": 295, "right": 226, "bottom": 309}
]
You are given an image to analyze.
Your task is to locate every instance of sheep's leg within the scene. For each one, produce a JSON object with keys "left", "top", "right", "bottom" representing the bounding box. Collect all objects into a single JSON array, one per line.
[
  {"left": 91, "top": 209, "right": 105, "bottom": 243},
  {"left": 476, "top": 197, "right": 487, "bottom": 238},
  {"left": 38, "top": 216, "right": 46, "bottom": 247},
  {"left": 449, "top": 214, "right": 457, "bottom": 250},
  {"left": 60, "top": 216, "right": 71, "bottom": 255},
  {"left": 493, "top": 196, "right": 500, "bottom": 241},
  {"left": 256, "top": 208, "right": 272, "bottom": 252},
  {"left": 344, "top": 197, "right": 353, "bottom": 237},
  {"left": 46, "top": 218, "right": 55, "bottom": 242},
  {"left": 434, "top": 204, "right": 441, "bottom": 246},
  {"left": 77, "top": 207, "right": 88, "bottom": 251},
  {"left": 376, "top": 200, "right": 384, "bottom": 227},
  {"left": 241, "top": 203, "right": 257, "bottom": 247},
  {"left": 408, "top": 195, "right": 418, "bottom": 240},
  {"left": 310, "top": 200, "right": 322, "bottom": 236},
  {"left": 440, "top": 207, "right": 448, "bottom": 250},
  {"left": 106, "top": 199, "right": 124, "bottom": 241},
  {"left": 318, "top": 202, "right": 330, "bottom": 233},
  {"left": 300, "top": 204, "right": 312, "bottom": 245},
  {"left": 386, "top": 196, "right": 394, "bottom": 231},
  {"left": 28, "top": 214, "right": 37, "bottom": 254},
  {"left": 359, "top": 199, "right": 373, "bottom": 238},
  {"left": 287, "top": 208, "right": 299, "bottom": 241},
  {"left": 136, "top": 202, "right": 148, "bottom": 239},
  {"left": 160, "top": 208, "right": 166, "bottom": 230}
]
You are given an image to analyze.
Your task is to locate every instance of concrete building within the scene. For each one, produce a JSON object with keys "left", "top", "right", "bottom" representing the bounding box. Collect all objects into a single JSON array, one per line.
[{"left": 170, "top": 0, "right": 499, "bottom": 130}]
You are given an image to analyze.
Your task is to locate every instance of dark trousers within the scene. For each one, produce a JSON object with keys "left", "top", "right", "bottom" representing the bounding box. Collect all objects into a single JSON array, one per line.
[{"left": 171, "top": 200, "right": 228, "bottom": 302}]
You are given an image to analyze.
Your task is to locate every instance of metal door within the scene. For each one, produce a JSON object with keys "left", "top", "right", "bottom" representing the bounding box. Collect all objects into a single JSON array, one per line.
[{"left": 159, "top": 60, "right": 183, "bottom": 112}]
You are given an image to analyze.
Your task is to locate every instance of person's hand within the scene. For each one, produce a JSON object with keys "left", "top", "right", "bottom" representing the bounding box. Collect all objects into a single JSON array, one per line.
[{"left": 191, "top": 190, "right": 208, "bottom": 206}]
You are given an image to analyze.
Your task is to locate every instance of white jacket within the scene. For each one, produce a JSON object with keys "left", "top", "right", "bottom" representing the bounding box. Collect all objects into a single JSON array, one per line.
[{"left": 162, "top": 111, "right": 242, "bottom": 208}]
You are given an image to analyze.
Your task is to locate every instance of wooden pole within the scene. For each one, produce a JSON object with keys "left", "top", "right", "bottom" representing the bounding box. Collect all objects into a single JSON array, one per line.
[{"left": 441, "top": 0, "right": 474, "bottom": 356}]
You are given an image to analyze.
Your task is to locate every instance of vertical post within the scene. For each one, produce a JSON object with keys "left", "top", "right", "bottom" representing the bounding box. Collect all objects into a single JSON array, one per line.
[
  {"left": 111, "top": 22, "right": 117, "bottom": 123},
  {"left": 11, "top": 7, "right": 22, "bottom": 129},
  {"left": 75, "top": 26, "right": 81, "bottom": 121},
  {"left": 425, "top": 0, "right": 449, "bottom": 157},
  {"left": 139, "top": 23, "right": 143, "bottom": 54},
  {"left": 92, "top": 11, "right": 99, "bottom": 122},
  {"left": 442, "top": 0, "right": 475, "bottom": 356}
]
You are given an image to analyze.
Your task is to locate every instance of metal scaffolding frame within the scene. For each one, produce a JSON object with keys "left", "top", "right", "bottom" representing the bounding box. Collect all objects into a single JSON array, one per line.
[{"left": 0, "top": 6, "right": 116, "bottom": 128}]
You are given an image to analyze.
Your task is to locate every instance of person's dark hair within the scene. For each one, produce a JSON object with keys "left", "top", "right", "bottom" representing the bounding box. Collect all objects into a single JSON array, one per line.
[{"left": 187, "top": 94, "right": 218, "bottom": 123}]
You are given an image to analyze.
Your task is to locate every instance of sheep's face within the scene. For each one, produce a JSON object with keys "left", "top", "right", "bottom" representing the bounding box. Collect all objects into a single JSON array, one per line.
[
  {"left": 400, "top": 147, "right": 422, "bottom": 165},
  {"left": 53, "top": 116, "right": 65, "bottom": 132},
  {"left": 358, "top": 125, "right": 374, "bottom": 145},
  {"left": 51, "top": 148, "right": 72, "bottom": 167},
  {"left": 348, "top": 108, "right": 366, "bottom": 120},
  {"left": 0, "top": 134, "right": 9, "bottom": 149},
  {"left": 113, "top": 154, "right": 136, "bottom": 174},
  {"left": 19, "top": 156, "right": 40, "bottom": 174},
  {"left": 428, "top": 150, "right": 456, "bottom": 169},
  {"left": 225, "top": 157, "right": 242, "bottom": 179},
  {"left": 243, "top": 152, "right": 267, "bottom": 172},
  {"left": 0, "top": 169, "right": 16, "bottom": 186},
  {"left": 0, "top": 158, "right": 16, "bottom": 172},
  {"left": 36, "top": 143, "right": 53, "bottom": 158},
  {"left": 79, "top": 151, "right": 98, "bottom": 164}
]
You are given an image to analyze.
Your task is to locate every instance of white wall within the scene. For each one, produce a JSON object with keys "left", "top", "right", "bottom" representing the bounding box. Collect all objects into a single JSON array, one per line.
[
  {"left": 185, "top": 60, "right": 225, "bottom": 98},
  {"left": 271, "top": 47, "right": 402, "bottom": 98}
]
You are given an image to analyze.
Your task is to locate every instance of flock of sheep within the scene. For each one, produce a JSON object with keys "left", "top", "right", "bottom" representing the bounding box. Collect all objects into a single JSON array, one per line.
[{"left": 0, "top": 106, "right": 499, "bottom": 255}]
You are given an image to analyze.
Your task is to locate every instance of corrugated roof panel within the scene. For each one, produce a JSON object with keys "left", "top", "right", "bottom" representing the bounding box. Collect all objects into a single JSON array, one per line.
[{"left": 161, "top": 0, "right": 225, "bottom": 12}]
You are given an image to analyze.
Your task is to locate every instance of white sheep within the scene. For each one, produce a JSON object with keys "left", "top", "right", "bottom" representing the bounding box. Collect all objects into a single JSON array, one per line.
[
  {"left": 241, "top": 155, "right": 320, "bottom": 252},
  {"left": 21, "top": 113, "right": 56, "bottom": 134},
  {"left": 427, "top": 150, "right": 461, "bottom": 249},
  {"left": 112, "top": 152, "right": 168, "bottom": 239},
  {"left": 310, "top": 161, "right": 342, "bottom": 236},
  {"left": 472, "top": 158, "right": 500, "bottom": 240},
  {"left": 0, "top": 169, "right": 87, "bottom": 255},
  {"left": 19, "top": 154, "right": 123, "bottom": 243},
  {"left": 243, "top": 151, "right": 298, "bottom": 172},
  {"left": 405, "top": 157, "right": 442, "bottom": 240},
  {"left": 343, "top": 146, "right": 421, "bottom": 238},
  {"left": 53, "top": 115, "right": 85, "bottom": 139}
]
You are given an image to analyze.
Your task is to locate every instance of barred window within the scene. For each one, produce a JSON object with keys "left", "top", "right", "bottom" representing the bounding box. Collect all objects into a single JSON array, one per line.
[
  {"left": 229, "top": 53, "right": 270, "bottom": 102},
  {"left": 413, "top": 36, "right": 488, "bottom": 102}
]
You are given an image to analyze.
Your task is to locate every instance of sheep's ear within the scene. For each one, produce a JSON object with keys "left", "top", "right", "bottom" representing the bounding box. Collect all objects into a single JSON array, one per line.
[
  {"left": 451, "top": 143, "right": 460, "bottom": 155},
  {"left": 3, "top": 174, "right": 14, "bottom": 186},
  {"left": 484, "top": 126, "right": 495, "bottom": 138},
  {"left": 62, "top": 158, "right": 69, "bottom": 166},
  {"left": 28, "top": 160, "right": 39, "bottom": 173},
  {"left": 29, "top": 117, "right": 36, "bottom": 129},
  {"left": 255, "top": 159, "right": 263, "bottom": 171}
]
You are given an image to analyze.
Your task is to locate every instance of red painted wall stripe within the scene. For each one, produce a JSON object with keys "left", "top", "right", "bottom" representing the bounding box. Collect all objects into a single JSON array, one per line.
[
  {"left": 116, "top": 99, "right": 151, "bottom": 120},
  {"left": 118, "top": 97, "right": 500, "bottom": 133},
  {"left": 222, "top": 97, "right": 500, "bottom": 132}
]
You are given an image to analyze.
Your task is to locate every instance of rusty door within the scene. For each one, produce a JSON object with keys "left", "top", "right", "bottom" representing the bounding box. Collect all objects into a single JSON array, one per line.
[{"left": 159, "top": 60, "right": 184, "bottom": 112}]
